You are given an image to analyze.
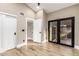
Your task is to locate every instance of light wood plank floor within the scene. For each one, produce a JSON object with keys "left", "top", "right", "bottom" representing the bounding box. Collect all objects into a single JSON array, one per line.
[{"left": 0, "top": 42, "right": 79, "bottom": 56}]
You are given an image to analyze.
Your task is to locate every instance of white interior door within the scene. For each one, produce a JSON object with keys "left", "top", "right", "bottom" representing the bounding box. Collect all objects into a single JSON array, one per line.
[
  {"left": 2, "top": 14, "right": 16, "bottom": 51},
  {"left": 33, "top": 19, "right": 42, "bottom": 43}
]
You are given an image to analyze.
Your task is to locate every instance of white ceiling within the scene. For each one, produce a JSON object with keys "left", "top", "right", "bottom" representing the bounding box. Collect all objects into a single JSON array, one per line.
[{"left": 26, "top": 3, "right": 77, "bottom": 14}]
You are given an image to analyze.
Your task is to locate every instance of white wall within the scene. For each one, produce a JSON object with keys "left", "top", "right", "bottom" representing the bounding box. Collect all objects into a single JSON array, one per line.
[
  {"left": 48, "top": 4, "right": 79, "bottom": 46},
  {"left": 43, "top": 11, "right": 48, "bottom": 42}
]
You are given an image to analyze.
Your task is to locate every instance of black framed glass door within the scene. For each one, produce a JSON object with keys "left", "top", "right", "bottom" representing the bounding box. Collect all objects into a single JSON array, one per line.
[
  {"left": 48, "top": 21, "right": 58, "bottom": 43},
  {"left": 48, "top": 17, "right": 75, "bottom": 47},
  {"left": 60, "top": 19, "right": 72, "bottom": 46}
]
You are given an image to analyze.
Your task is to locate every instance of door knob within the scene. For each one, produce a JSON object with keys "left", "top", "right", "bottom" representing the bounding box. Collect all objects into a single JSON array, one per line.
[{"left": 14, "top": 32, "right": 16, "bottom": 35}]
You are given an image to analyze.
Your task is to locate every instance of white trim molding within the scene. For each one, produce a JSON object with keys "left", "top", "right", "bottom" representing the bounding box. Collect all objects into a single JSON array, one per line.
[
  {"left": 75, "top": 45, "right": 79, "bottom": 50},
  {"left": 0, "top": 12, "right": 17, "bottom": 17},
  {"left": 16, "top": 42, "right": 27, "bottom": 48}
]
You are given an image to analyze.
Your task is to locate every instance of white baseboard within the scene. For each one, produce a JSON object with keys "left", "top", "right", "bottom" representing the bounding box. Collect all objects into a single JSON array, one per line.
[
  {"left": 75, "top": 45, "right": 79, "bottom": 50},
  {"left": 16, "top": 42, "right": 27, "bottom": 48}
]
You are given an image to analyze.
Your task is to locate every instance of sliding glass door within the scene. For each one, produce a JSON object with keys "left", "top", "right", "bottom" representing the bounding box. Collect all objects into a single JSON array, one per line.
[
  {"left": 60, "top": 19, "right": 72, "bottom": 45},
  {"left": 48, "top": 17, "right": 74, "bottom": 47},
  {"left": 49, "top": 21, "right": 57, "bottom": 43}
]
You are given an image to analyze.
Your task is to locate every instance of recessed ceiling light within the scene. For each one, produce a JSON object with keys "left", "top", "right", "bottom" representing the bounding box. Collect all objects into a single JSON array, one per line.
[{"left": 37, "top": 6, "right": 40, "bottom": 9}]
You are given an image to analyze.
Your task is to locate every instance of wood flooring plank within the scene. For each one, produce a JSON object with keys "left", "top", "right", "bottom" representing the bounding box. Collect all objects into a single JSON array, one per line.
[{"left": 0, "top": 42, "right": 79, "bottom": 56}]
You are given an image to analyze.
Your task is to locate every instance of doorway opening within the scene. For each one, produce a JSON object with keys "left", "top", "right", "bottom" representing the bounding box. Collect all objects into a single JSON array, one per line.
[
  {"left": 26, "top": 18, "right": 42, "bottom": 45},
  {"left": 26, "top": 18, "right": 34, "bottom": 45}
]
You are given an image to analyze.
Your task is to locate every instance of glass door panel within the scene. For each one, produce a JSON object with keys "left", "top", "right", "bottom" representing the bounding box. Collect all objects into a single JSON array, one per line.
[
  {"left": 60, "top": 20, "right": 72, "bottom": 45},
  {"left": 49, "top": 21, "right": 57, "bottom": 42}
]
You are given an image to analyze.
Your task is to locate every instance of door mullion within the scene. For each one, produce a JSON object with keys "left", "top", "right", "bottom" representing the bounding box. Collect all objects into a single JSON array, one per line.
[{"left": 57, "top": 20, "right": 60, "bottom": 44}]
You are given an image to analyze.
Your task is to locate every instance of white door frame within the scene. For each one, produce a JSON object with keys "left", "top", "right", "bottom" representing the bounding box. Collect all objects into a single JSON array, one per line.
[{"left": 0, "top": 12, "right": 17, "bottom": 17}]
